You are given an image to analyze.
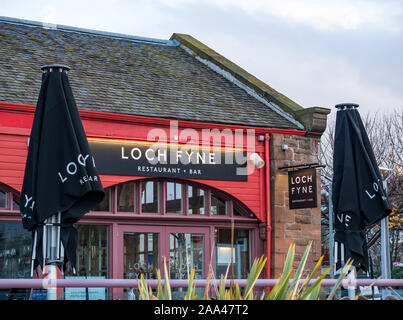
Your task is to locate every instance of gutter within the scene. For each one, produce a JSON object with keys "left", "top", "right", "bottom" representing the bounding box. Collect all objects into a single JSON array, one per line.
[{"left": 265, "top": 133, "right": 272, "bottom": 279}]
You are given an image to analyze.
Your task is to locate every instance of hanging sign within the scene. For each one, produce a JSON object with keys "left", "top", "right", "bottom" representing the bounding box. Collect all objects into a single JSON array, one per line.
[
  {"left": 88, "top": 139, "right": 247, "bottom": 181},
  {"left": 288, "top": 168, "right": 317, "bottom": 209}
]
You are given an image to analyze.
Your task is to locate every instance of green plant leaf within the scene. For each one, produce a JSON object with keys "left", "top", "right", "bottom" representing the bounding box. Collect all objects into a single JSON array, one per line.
[
  {"left": 163, "top": 257, "right": 172, "bottom": 300},
  {"left": 306, "top": 282, "right": 321, "bottom": 300},
  {"left": 281, "top": 243, "right": 295, "bottom": 285},
  {"left": 138, "top": 274, "right": 150, "bottom": 300},
  {"left": 269, "top": 243, "right": 295, "bottom": 300},
  {"left": 287, "top": 241, "right": 312, "bottom": 299},
  {"left": 273, "top": 267, "right": 293, "bottom": 300},
  {"left": 156, "top": 268, "right": 165, "bottom": 300},
  {"left": 243, "top": 255, "right": 267, "bottom": 300},
  {"left": 235, "top": 282, "right": 242, "bottom": 300},
  {"left": 299, "top": 265, "right": 332, "bottom": 300},
  {"left": 186, "top": 268, "right": 196, "bottom": 300},
  {"left": 266, "top": 275, "right": 282, "bottom": 300},
  {"left": 327, "top": 258, "right": 353, "bottom": 300},
  {"left": 203, "top": 269, "right": 212, "bottom": 300},
  {"left": 298, "top": 255, "right": 325, "bottom": 298}
]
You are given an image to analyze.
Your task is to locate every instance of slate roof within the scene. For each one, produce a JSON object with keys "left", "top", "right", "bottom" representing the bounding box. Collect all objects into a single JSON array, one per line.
[{"left": 0, "top": 17, "right": 303, "bottom": 130}]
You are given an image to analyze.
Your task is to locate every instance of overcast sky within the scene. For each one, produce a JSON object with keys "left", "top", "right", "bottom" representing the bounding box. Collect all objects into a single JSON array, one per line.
[{"left": 1, "top": 0, "right": 403, "bottom": 118}]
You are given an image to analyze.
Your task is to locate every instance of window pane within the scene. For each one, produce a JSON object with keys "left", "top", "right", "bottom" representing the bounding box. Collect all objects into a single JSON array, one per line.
[
  {"left": 170, "top": 233, "right": 204, "bottom": 279},
  {"left": 12, "top": 193, "right": 19, "bottom": 210},
  {"left": 215, "top": 229, "right": 250, "bottom": 279},
  {"left": 170, "top": 233, "right": 204, "bottom": 299},
  {"left": 117, "top": 183, "right": 137, "bottom": 212},
  {"left": 0, "top": 190, "right": 6, "bottom": 208},
  {"left": 188, "top": 186, "right": 205, "bottom": 215},
  {"left": 124, "top": 232, "right": 159, "bottom": 279},
  {"left": 123, "top": 232, "right": 159, "bottom": 300},
  {"left": 0, "top": 222, "right": 31, "bottom": 300},
  {"left": 166, "top": 182, "right": 183, "bottom": 214},
  {"left": 211, "top": 194, "right": 227, "bottom": 215},
  {"left": 64, "top": 225, "right": 109, "bottom": 300},
  {"left": 64, "top": 225, "right": 109, "bottom": 278},
  {"left": 233, "top": 206, "right": 243, "bottom": 216},
  {"left": 141, "top": 181, "right": 160, "bottom": 213},
  {"left": 0, "top": 222, "right": 31, "bottom": 278},
  {"left": 92, "top": 187, "right": 111, "bottom": 211}
]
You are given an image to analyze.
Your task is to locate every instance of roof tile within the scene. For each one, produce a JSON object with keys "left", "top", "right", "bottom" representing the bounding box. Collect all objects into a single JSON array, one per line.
[{"left": 0, "top": 19, "right": 301, "bottom": 129}]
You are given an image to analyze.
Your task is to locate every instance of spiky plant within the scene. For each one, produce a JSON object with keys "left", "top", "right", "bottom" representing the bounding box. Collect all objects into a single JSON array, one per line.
[{"left": 137, "top": 241, "right": 353, "bottom": 300}]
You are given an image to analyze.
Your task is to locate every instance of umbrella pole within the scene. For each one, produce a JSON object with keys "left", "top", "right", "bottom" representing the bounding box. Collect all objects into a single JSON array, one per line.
[
  {"left": 380, "top": 171, "right": 393, "bottom": 298},
  {"left": 30, "top": 229, "right": 37, "bottom": 277},
  {"left": 347, "top": 266, "right": 357, "bottom": 300},
  {"left": 45, "top": 212, "right": 62, "bottom": 300},
  {"left": 328, "top": 184, "right": 334, "bottom": 278},
  {"left": 334, "top": 241, "right": 338, "bottom": 272},
  {"left": 42, "top": 220, "right": 47, "bottom": 270},
  {"left": 341, "top": 242, "right": 345, "bottom": 266},
  {"left": 60, "top": 242, "right": 64, "bottom": 276}
]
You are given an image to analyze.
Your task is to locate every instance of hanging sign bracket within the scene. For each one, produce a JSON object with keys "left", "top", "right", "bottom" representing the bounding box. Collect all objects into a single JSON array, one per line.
[{"left": 278, "top": 162, "right": 326, "bottom": 172}]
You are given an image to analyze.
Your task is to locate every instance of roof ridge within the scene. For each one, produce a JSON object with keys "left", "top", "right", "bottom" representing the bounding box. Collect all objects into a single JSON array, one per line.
[
  {"left": 171, "top": 33, "right": 305, "bottom": 129},
  {"left": 0, "top": 16, "right": 179, "bottom": 46},
  {"left": 170, "top": 33, "right": 304, "bottom": 114},
  {"left": 171, "top": 33, "right": 331, "bottom": 136}
]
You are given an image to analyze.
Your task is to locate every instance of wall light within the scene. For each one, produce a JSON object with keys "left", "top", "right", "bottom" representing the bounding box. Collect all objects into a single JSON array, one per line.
[{"left": 249, "top": 152, "right": 265, "bottom": 169}]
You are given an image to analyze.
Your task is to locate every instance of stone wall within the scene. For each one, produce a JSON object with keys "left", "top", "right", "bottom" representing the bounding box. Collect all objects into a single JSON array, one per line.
[{"left": 269, "top": 133, "right": 322, "bottom": 277}]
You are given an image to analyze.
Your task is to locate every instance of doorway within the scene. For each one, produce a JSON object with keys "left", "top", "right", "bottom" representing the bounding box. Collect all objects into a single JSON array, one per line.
[{"left": 117, "top": 224, "right": 211, "bottom": 299}]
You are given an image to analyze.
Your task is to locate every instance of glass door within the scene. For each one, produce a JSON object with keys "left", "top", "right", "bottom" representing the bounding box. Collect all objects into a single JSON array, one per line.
[
  {"left": 117, "top": 225, "right": 164, "bottom": 300},
  {"left": 117, "top": 225, "right": 210, "bottom": 300},
  {"left": 123, "top": 231, "right": 160, "bottom": 280},
  {"left": 168, "top": 227, "right": 209, "bottom": 300},
  {"left": 169, "top": 230, "right": 206, "bottom": 280}
]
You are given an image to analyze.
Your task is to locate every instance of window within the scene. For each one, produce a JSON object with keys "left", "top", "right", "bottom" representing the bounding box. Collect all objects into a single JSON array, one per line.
[
  {"left": 166, "top": 182, "right": 183, "bottom": 214},
  {"left": 124, "top": 232, "right": 159, "bottom": 279},
  {"left": 170, "top": 232, "right": 205, "bottom": 300},
  {"left": 0, "top": 185, "right": 20, "bottom": 211},
  {"left": 211, "top": 194, "right": 227, "bottom": 216},
  {"left": 0, "top": 190, "right": 6, "bottom": 208},
  {"left": 93, "top": 187, "right": 111, "bottom": 212},
  {"left": 233, "top": 206, "right": 243, "bottom": 217},
  {"left": 117, "top": 183, "right": 136, "bottom": 212},
  {"left": 188, "top": 185, "right": 205, "bottom": 215},
  {"left": 170, "top": 233, "right": 204, "bottom": 280},
  {"left": 64, "top": 224, "right": 109, "bottom": 278},
  {"left": 215, "top": 229, "right": 251, "bottom": 279},
  {"left": 63, "top": 224, "right": 109, "bottom": 300},
  {"left": 0, "top": 222, "right": 31, "bottom": 278},
  {"left": 12, "top": 197, "right": 19, "bottom": 210},
  {"left": 84, "top": 179, "right": 251, "bottom": 218},
  {"left": 141, "top": 181, "right": 160, "bottom": 213}
]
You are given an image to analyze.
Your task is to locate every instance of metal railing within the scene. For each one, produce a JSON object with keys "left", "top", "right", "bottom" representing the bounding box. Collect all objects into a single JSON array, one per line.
[{"left": 0, "top": 278, "right": 402, "bottom": 289}]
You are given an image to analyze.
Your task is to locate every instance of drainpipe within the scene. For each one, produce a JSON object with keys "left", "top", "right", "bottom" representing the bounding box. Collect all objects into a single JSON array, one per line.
[{"left": 264, "top": 133, "right": 272, "bottom": 279}]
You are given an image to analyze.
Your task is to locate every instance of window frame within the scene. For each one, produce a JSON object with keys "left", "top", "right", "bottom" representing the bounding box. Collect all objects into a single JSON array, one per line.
[
  {"left": 103, "top": 179, "right": 254, "bottom": 219},
  {"left": 0, "top": 183, "right": 20, "bottom": 213},
  {"left": 0, "top": 180, "right": 261, "bottom": 283}
]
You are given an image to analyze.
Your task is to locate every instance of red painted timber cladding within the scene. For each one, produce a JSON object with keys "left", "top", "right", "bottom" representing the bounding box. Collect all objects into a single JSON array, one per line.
[{"left": 0, "top": 106, "right": 274, "bottom": 221}]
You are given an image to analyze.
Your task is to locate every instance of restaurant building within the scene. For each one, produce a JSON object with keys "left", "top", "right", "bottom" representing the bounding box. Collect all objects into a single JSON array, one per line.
[{"left": 0, "top": 17, "right": 330, "bottom": 298}]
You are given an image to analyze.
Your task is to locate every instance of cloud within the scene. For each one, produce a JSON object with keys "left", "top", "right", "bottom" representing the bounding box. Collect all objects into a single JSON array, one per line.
[
  {"left": 2, "top": 0, "right": 400, "bottom": 115},
  {"left": 41, "top": 5, "right": 58, "bottom": 24},
  {"left": 159, "top": 0, "right": 403, "bottom": 32},
  {"left": 211, "top": 34, "right": 403, "bottom": 114},
  {"left": 256, "top": 43, "right": 403, "bottom": 114}
]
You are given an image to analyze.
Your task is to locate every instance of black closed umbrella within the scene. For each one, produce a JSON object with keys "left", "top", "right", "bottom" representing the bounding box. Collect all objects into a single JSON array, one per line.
[
  {"left": 332, "top": 103, "right": 391, "bottom": 272},
  {"left": 20, "top": 65, "right": 104, "bottom": 281}
]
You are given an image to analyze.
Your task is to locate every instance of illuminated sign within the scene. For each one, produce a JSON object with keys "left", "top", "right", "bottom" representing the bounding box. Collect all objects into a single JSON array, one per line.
[{"left": 88, "top": 139, "right": 248, "bottom": 181}]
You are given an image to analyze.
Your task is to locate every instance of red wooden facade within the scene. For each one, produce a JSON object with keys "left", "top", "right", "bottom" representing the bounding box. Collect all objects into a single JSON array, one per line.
[{"left": 0, "top": 101, "right": 306, "bottom": 224}]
